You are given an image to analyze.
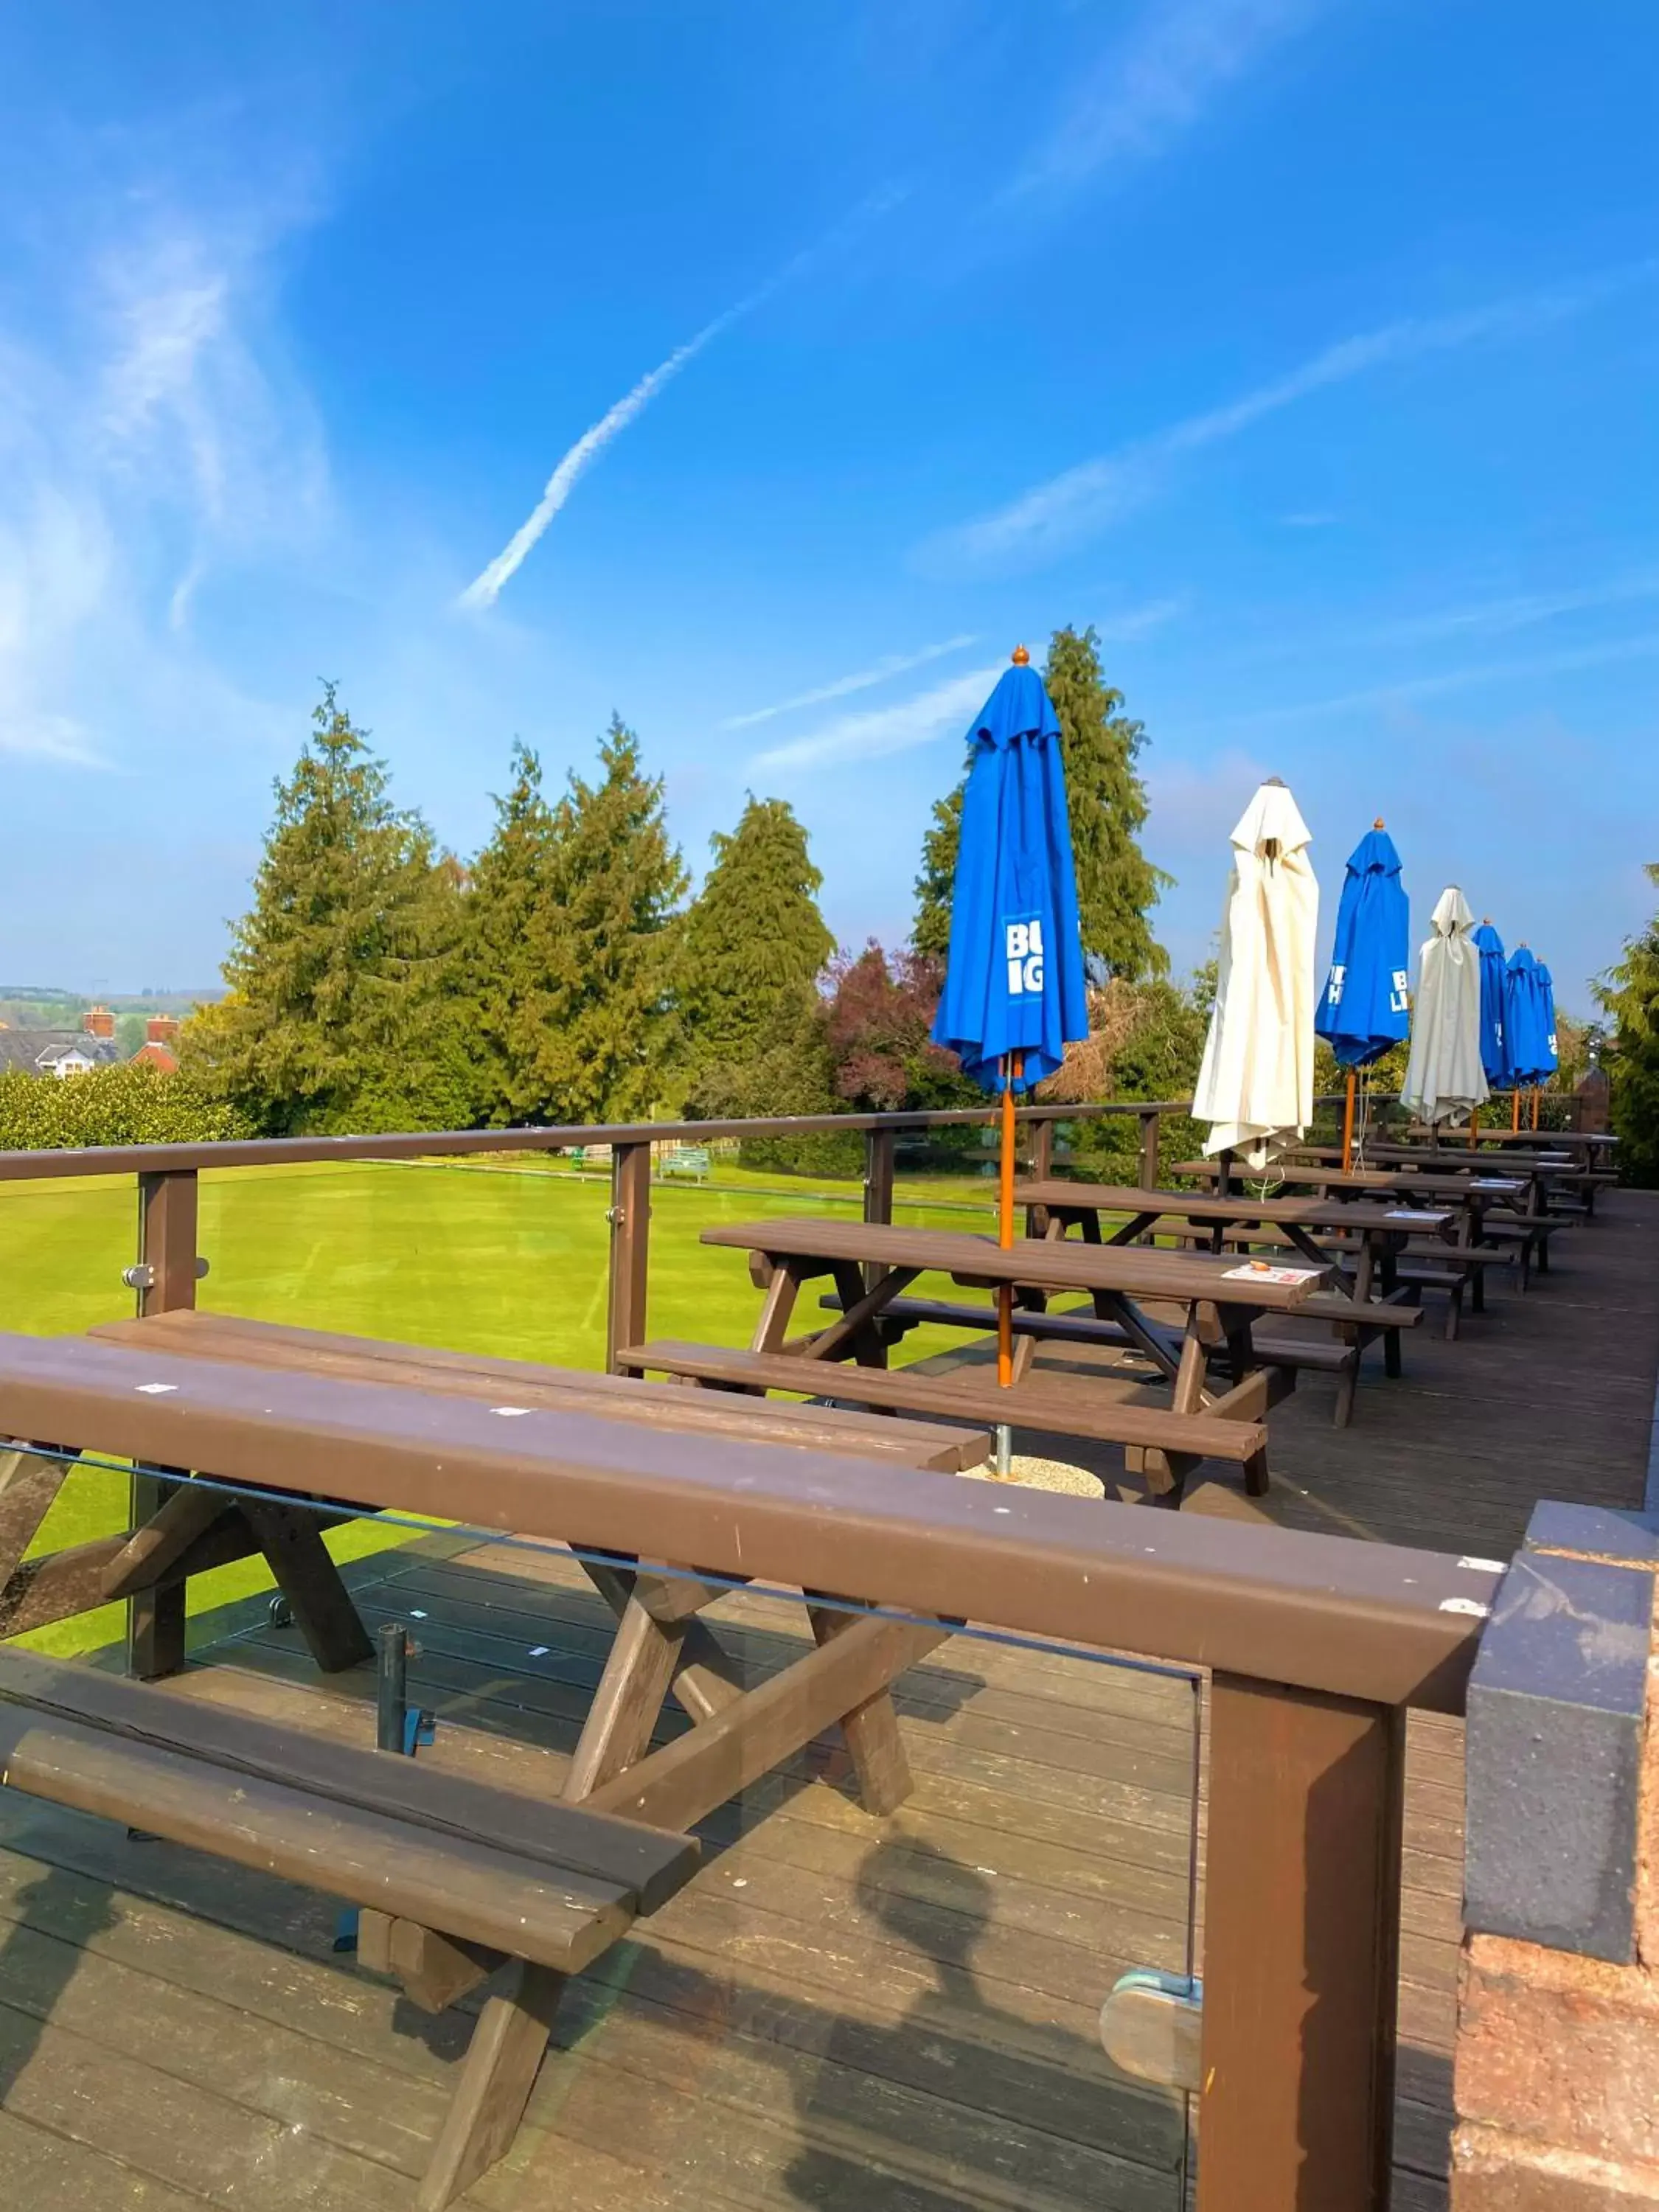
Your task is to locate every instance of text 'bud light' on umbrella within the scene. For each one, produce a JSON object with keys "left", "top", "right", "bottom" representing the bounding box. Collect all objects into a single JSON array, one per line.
[
  {"left": 1401, "top": 888, "right": 1489, "bottom": 1126},
  {"left": 1472, "top": 920, "right": 1511, "bottom": 1088},
  {"left": 931, "top": 655, "right": 1088, "bottom": 1096},
  {"left": 931, "top": 648, "right": 1088, "bottom": 1416},
  {"left": 1192, "top": 781, "right": 1319, "bottom": 1169}
]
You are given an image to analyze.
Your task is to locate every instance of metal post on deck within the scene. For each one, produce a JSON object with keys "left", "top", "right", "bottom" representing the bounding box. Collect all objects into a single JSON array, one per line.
[
  {"left": 1197, "top": 1672, "right": 1405, "bottom": 2212},
  {"left": 605, "top": 1141, "right": 653, "bottom": 1374},
  {"left": 863, "top": 1127, "right": 896, "bottom": 1292},
  {"left": 125, "top": 1169, "right": 201, "bottom": 1680}
]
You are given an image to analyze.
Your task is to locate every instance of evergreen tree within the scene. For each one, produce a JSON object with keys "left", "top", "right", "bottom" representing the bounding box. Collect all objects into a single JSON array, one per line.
[
  {"left": 182, "top": 686, "right": 477, "bottom": 1134},
  {"left": 911, "top": 627, "right": 1169, "bottom": 978},
  {"left": 524, "top": 714, "right": 688, "bottom": 1123},
  {"left": 681, "top": 796, "right": 834, "bottom": 1068},
  {"left": 1596, "top": 862, "right": 1659, "bottom": 1186},
  {"left": 465, "top": 742, "right": 565, "bottom": 1124},
  {"left": 911, "top": 784, "right": 961, "bottom": 961},
  {"left": 1044, "top": 625, "right": 1169, "bottom": 980}
]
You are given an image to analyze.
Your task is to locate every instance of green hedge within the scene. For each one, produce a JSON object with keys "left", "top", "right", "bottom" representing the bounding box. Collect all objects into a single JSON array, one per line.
[{"left": 0, "top": 1064, "right": 254, "bottom": 1152}]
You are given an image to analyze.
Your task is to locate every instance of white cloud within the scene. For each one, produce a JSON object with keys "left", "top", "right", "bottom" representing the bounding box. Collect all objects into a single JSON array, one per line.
[
  {"left": 1093, "top": 596, "right": 1185, "bottom": 643},
  {"left": 1011, "top": 0, "right": 1314, "bottom": 198},
  {"left": 1357, "top": 571, "right": 1659, "bottom": 648},
  {"left": 0, "top": 200, "right": 329, "bottom": 771},
  {"left": 751, "top": 664, "right": 1001, "bottom": 774},
  {"left": 722, "top": 635, "right": 978, "bottom": 730},
  {"left": 1205, "top": 632, "right": 1659, "bottom": 731},
  {"left": 925, "top": 261, "right": 1659, "bottom": 572},
  {"left": 460, "top": 187, "right": 908, "bottom": 610}
]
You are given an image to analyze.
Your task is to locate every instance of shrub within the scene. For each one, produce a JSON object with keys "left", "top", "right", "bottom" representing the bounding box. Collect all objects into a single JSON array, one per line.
[{"left": 0, "top": 1064, "right": 255, "bottom": 1152}]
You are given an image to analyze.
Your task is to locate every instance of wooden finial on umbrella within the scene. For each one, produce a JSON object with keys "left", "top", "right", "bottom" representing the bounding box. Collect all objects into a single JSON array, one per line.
[
  {"left": 1374, "top": 817, "right": 1385, "bottom": 830},
  {"left": 1011, "top": 644, "right": 1030, "bottom": 664}
]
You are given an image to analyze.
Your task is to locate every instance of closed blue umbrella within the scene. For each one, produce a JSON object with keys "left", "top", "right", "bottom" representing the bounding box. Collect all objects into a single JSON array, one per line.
[
  {"left": 932, "top": 647, "right": 1088, "bottom": 1444},
  {"left": 1472, "top": 922, "right": 1511, "bottom": 1089},
  {"left": 1315, "top": 821, "right": 1410, "bottom": 1165},
  {"left": 932, "top": 654, "right": 1088, "bottom": 1091},
  {"left": 1505, "top": 947, "right": 1552, "bottom": 1085}
]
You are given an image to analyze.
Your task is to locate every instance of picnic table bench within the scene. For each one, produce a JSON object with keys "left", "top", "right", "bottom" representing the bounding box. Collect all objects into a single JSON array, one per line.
[
  {"left": 1012, "top": 1180, "right": 1430, "bottom": 1421},
  {"left": 620, "top": 1214, "right": 1335, "bottom": 1505},
  {"left": 1175, "top": 1155, "right": 1563, "bottom": 1293},
  {"left": 0, "top": 1326, "right": 975, "bottom": 2205}
]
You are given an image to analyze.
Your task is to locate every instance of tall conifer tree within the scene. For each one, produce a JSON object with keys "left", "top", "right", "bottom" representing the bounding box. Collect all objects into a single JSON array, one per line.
[
  {"left": 681, "top": 796, "right": 833, "bottom": 1067},
  {"left": 911, "top": 627, "right": 1169, "bottom": 978},
  {"left": 183, "top": 686, "right": 476, "bottom": 1133},
  {"left": 525, "top": 714, "right": 687, "bottom": 1122},
  {"left": 465, "top": 742, "right": 563, "bottom": 1124}
]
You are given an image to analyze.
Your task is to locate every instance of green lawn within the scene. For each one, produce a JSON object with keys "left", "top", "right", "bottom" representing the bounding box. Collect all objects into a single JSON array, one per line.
[{"left": 0, "top": 1159, "right": 990, "bottom": 1655}]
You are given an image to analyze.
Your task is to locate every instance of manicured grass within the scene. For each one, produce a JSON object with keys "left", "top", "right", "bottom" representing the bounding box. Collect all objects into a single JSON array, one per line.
[{"left": 0, "top": 1161, "right": 983, "bottom": 1654}]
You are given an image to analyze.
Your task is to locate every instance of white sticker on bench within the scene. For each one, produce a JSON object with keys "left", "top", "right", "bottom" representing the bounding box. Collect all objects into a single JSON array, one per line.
[
  {"left": 529, "top": 1645, "right": 550, "bottom": 1658},
  {"left": 134, "top": 1382, "right": 178, "bottom": 1395},
  {"left": 1221, "top": 1263, "right": 1320, "bottom": 1284},
  {"left": 1458, "top": 1556, "right": 1505, "bottom": 1573},
  {"left": 1439, "top": 1596, "right": 1492, "bottom": 1616},
  {"left": 490, "top": 1405, "right": 532, "bottom": 1416}
]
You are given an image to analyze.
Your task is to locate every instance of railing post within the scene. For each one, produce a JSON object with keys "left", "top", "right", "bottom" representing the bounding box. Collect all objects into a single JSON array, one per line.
[
  {"left": 1025, "top": 1117, "right": 1054, "bottom": 1238},
  {"left": 605, "top": 1141, "right": 653, "bottom": 1373},
  {"left": 863, "top": 1127, "right": 896, "bottom": 1292},
  {"left": 128, "top": 1169, "right": 200, "bottom": 1680},
  {"left": 1197, "top": 1672, "right": 1405, "bottom": 2212},
  {"left": 1138, "top": 1107, "right": 1162, "bottom": 1189}
]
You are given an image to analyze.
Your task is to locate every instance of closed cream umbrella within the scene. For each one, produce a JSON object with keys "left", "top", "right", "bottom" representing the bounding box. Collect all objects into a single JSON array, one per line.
[
  {"left": 1192, "top": 779, "right": 1318, "bottom": 1169},
  {"left": 1401, "top": 886, "right": 1489, "bottom": 1127}
]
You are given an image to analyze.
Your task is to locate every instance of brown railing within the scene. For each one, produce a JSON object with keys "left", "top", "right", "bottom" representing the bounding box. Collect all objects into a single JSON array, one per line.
[{"left": 0, "top": 1095, "right": 1495, "bottom": 2208}]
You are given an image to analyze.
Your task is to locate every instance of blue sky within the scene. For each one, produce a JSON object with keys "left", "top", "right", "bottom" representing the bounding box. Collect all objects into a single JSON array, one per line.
[{"left": 1, "top": 1, "right": 1655, "bottom": 1009}]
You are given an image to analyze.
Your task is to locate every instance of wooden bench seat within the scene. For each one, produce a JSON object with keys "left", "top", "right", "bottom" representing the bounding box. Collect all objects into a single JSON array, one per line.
[
  {"left": 617, "top": 1336, "right": 1271, "bottom": 1481},
  {"left": 815, "top": 1284, "right": 1419, "bottom": 1430},
  {"left": 0, "top": 1647, "right": 698, "bottom": 2210},
  {"left": 89, "top": 1308, "right": 991, "bottom": 1472}
]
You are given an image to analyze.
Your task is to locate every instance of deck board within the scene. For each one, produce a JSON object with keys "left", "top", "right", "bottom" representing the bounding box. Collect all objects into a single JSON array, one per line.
[{"left": 0, "top": 1189, "right": 1655, "bottom": 2208}]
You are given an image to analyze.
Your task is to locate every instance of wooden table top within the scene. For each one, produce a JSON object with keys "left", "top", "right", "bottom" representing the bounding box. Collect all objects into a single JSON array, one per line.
[
  {"left": 1171, "top": 1159, "right": 1525, "bottom": 1201},
  {"left": 1017, "top": 1178, "right": 1453, "bottom": 1235},
  {"left": 700, "top": 1216, "right": 1329, "bottom": 1310}
]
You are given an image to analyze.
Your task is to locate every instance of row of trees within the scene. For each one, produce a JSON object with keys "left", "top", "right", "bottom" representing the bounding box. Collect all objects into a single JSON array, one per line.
[
  {"left": 181, "top": 630, "right": 1183, "bottom": 1139},
  {"left": 1599, "top": 863, "right": 1659, "bottom": 1185}
]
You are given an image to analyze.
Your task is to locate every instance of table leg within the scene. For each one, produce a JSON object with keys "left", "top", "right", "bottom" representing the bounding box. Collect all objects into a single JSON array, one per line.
[{"left": 807, "top": 1597, "right": 914, "bottom": 1815}]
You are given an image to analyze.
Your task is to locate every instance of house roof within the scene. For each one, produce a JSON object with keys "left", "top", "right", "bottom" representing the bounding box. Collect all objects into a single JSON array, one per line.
[{"left": 0, "top": 1029, "right": 123, "bottom": 1075}]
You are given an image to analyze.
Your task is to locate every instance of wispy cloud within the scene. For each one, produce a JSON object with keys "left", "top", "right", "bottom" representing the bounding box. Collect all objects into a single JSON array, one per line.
[
  {"left": 1094, "top": 596, "right": 1185, "bottom": 642},
  {"left": 751, "top": 663, "right": 1000, "bottom": 775},
  {"left": 1357, "top": 571, "right": 1659, "bottom": 648},
  {"left": 722, "top": 635, "right": 978, "bottom": 731},
  {"left": 1011, "top": 0, "right": 1314, "bottom": 200},
  {"left": 459, "top": 188, "right": 905, "bottom": 611},
  {"left": 925, "top": 260, "right": 1659, "bottom": 572},
  {"left": 1207, "top": 631, "right": 1659, "bottom": 731},
  {"left": 0, "top": 199, "right": 325, "bottom": 771}
]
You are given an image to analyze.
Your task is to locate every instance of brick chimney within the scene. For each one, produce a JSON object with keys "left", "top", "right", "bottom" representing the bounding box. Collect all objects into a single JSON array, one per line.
[
  {"left": 145, "top": 1015, "right": 181, "bottom": 1046},
  {"left": 82, "top": 1006, "right": 115, "bottom": 1040}
]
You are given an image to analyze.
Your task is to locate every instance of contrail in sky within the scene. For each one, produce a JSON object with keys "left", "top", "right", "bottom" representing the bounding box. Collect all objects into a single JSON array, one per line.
[{"left": 459, "top": 189, "right": 903, "bottom": 611}]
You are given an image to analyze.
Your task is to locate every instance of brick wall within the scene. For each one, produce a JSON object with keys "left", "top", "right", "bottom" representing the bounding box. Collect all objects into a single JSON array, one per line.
[{"left": 1453, "top": 1503, "right": 1659, "bottom": 2207}]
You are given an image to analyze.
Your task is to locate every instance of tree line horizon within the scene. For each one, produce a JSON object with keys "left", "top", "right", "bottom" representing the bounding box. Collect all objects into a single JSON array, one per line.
[{"left": 175, "top": 624, "right": 1208, "bottom": 1159}]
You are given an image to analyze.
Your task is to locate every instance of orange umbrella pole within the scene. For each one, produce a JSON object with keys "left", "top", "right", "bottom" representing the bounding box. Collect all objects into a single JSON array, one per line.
[
  {"left": 1340, "top": 1071, "right": 1357, "bottom": 1171},
  {"left": 1468, "top": 1099, "right": 1479, "bottom": 1150},
  {"left": 995, "top": 1053, "right": 1022, "bottom": 1474},
  {"left": 1531, "top": 1087, "right": 1541, "bottom": 1132},
  {"left": 1511, "top": 1088, "right": 1521, "bottom": 1133}
]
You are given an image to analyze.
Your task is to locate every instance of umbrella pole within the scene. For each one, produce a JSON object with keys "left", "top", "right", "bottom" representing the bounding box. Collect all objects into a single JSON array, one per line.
[
  {"left": 1511, "top": 1089, "right": 1521, "bottom": 1134},
  {"left": 1341, "top": 1071, "right": 1356, "bottom": 1172},
  {"left": 1531, "top": 1087, "right": 1541, "bottom": 1132},
  {"left": 995, "top": 1052, "right": 1020, "bottom": 1475}
]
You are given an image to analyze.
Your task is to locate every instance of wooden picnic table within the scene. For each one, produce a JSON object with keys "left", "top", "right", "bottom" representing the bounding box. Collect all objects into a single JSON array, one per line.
[
  {"left": 1013, "top": 1179, "right": 1439, "bottom": 1422},
  {"left": 622, "top": 1215, "right": 1332, "bottom": 1505},
  {"left": 0, "top": 1317, "right": 992, "bottom": 2208}
]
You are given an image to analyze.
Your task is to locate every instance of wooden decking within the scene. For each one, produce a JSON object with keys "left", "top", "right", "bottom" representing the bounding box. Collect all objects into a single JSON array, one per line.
[{"left": 0, "top": 1190, "right": 1655, "bottom": 2210}]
